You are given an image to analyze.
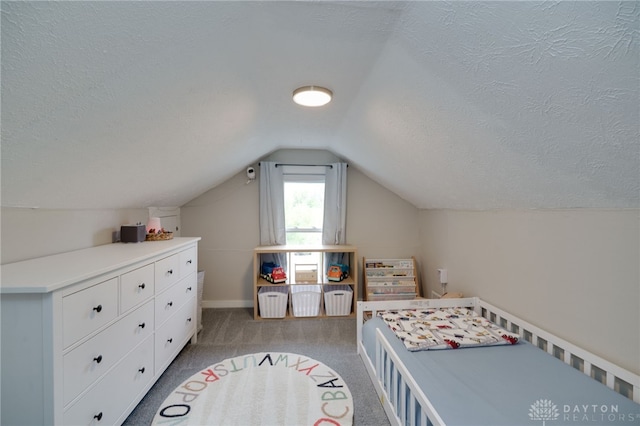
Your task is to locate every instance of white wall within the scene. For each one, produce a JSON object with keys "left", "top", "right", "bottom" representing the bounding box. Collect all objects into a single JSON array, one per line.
[
  {"left": 180, "top": 167, "right": 261, "bottom": 307},
  {"left": 180, "top": 149, "right": 422, "bottom": 306},
  {"left": 418, "top": 208, "right": 640, "bottom": 375},
  {"left": 1, "top": 207, "right": 149, "bottom": 264}
]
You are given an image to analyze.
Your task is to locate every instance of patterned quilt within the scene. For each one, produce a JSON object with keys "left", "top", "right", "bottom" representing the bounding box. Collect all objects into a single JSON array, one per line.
[{"left": 379, "top": 307, "right": 520, "bottom": 351}]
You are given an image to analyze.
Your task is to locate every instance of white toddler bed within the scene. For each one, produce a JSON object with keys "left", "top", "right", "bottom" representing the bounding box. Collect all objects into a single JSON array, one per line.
[{"left": 357, "top": 297, "right": 640, "bottom": 426}]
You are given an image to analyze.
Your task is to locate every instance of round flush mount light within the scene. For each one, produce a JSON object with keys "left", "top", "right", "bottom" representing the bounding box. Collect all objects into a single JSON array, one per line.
[{"left": 292, "top": 86, "right": 333, "bottom": 107}]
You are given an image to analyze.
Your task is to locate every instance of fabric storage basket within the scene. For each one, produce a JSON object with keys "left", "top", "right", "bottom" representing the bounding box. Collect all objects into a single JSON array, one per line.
[
  {"left": 258, "top": 286, "right": 289, "bottom": 318},
  {"left": 290, "top": 285, "right": 321, "bottom": 317},
  {"left": 323, "top": 285, "right": 353, "bottom": 316}
]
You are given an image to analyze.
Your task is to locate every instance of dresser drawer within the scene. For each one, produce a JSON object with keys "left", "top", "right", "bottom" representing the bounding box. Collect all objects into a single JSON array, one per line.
[
  {"left": 155, "top": 273, "right": 197, "bottom": 327},
  {"left": 63, "top": 335, "right": 154, "bottom": 426},
  {"left": 180, "top": 246, "right": 198, "bottom": 278},
  {"left": 63, "top": 300, "right": 154, "bottom": 406},
  {"left": 120, "top": 264, "right": 154, "bottom": 313},
  {"left": 155, "top": 296, "right": 196, "bottom": 373},
  {"left": 155, "top": 254, "right": 180, "bottom": 293},
  {"left": 63, "top": 278, "right": 118, "bottom": 348}
]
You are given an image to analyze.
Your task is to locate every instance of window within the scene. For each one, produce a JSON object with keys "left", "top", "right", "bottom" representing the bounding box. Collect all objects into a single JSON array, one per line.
[
  {"left": 282, "top": 165, "right": 326, "bottom": 245},
  {"left": 284, "top": 181, "right": 324, "bottom": 245}
]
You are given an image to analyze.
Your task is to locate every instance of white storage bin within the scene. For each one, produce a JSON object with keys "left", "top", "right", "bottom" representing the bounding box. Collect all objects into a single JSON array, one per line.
[
  {"left": 323, "top": 285, "right": 353, "bottom": 316},
  {"left": 258, "top": 286, "right": 289, "bottom": 318},
  {"left": 290, "top": 285, "right": 321, "bottom": 317}
]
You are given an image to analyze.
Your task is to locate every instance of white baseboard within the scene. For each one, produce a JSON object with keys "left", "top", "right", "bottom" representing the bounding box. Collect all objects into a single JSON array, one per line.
[{"left": 202, "top": 299, "right": 253, "bottom": 309}]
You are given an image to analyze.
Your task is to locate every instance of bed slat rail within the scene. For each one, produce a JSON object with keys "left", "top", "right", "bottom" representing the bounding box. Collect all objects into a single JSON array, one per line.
[
  {"left": 375, "top": 328, "right": 444, "bottom": 426},
  {"left": 476, "top": 299, "right": 640, "bottom": 404}
]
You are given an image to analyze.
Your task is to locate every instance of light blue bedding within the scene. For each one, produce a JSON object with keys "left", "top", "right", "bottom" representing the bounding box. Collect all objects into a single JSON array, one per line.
[{"left": 362, "top": 316, "right": 640, "bottom": 425}]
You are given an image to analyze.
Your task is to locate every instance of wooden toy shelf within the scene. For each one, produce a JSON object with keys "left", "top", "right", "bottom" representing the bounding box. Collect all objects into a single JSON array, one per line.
[{"left": 253, "top": 245, "right": 358, "bottom": 320}]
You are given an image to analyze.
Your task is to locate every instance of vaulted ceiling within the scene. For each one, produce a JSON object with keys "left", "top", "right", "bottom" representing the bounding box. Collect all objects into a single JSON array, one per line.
[{"left": 2, "top": 1, "right": 638, "bottom": 210}]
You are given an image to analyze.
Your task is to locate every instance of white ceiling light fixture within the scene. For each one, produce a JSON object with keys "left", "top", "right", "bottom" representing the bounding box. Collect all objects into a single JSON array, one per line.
[{"left": 292, "top": 86, "right": 333, "bottom": 107}]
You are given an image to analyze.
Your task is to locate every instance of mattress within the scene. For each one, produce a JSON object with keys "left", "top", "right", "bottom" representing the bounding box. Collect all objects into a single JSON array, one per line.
[{"left": 362, "top": 316, "right": 640, "bottom": 425}]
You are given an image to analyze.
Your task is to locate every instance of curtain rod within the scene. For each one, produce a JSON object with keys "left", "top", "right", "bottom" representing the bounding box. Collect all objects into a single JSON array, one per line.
[
  {"left": 276, "top": 163, "right": 332, "bottom": 168},
  {"left": 258, "top": 163, "right": 348, "bottom": 168}
]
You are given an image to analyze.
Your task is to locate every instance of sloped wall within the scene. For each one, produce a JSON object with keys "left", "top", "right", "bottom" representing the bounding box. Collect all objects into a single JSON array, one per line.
[{"left": 418, "top": 208, "right": 640, "bottom": 375}]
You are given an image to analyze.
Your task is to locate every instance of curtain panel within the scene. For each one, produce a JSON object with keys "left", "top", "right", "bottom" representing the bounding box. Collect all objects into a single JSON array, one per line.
[
  {"left": 323, "top": 162, "right": 348, "bottom": 267},
  {"left": 258, "top": 162, "right": 287, "bottom": 268}
]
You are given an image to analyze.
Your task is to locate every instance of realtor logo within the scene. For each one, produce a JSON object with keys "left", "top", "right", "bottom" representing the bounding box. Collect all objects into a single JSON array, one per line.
[{"left": 529, "top": 399, "right": 559, "bottom": 425}]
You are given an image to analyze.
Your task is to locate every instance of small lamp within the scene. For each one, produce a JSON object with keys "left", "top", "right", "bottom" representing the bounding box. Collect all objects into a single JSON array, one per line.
[{"left": 146, "top": 217, "right": 162, "bottom": 234}]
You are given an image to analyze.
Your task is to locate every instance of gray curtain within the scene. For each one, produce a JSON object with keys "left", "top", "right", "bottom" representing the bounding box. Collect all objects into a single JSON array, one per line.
[
  {"left": 259, "top": 162, "right": 287, "bottom": 270},
  {"left": 322, "top": 162, "right": 348, "bottom": 268}
]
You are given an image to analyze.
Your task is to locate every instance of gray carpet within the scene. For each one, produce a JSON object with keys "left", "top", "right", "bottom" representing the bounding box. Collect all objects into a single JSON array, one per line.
[{"left": 123, "top": 308, "right": 390, "bottom": 425}]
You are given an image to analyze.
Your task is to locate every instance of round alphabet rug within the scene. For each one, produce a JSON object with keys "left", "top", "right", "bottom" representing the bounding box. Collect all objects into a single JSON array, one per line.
[{"left": 152, "top": 352, "right": 353, "bottom": 425}]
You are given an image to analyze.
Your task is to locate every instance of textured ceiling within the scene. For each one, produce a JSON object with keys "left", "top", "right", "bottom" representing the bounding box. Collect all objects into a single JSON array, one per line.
[{"left": 2, "top": 1, "right": 638, "bottom": 210}]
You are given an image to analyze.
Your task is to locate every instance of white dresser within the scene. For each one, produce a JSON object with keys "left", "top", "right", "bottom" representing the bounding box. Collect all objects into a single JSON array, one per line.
[{"left": 0, "top": 237, "right": 201, "bottom": 425}]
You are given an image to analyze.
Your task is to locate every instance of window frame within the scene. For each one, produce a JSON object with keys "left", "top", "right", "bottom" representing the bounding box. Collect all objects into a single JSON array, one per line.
[{"left": 282, "top": 165, "right": 326, "bottom": 245}]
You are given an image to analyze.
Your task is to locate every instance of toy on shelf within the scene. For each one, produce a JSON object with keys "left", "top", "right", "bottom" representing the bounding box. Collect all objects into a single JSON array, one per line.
[
  {"left": 261, "top": 262, "right": 287, "bottom": 284},
  {"left": 327, "top": 263, "right": 349, "bottom": 282}
]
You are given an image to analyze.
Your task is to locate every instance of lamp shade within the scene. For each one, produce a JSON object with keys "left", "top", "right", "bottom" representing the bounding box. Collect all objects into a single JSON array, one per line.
[{"left": 292, "top": 86, "right": 332, "bottom": 107}]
